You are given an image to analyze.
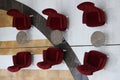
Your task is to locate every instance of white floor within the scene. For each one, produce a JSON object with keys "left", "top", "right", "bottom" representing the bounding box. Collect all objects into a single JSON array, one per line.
[{"left": 0, "top": 0, "right": 120, "bottom": 80}]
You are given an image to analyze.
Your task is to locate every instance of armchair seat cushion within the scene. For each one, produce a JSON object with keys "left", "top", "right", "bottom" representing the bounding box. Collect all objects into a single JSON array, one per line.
[
  {"left": 77, "top": 65, "right": 96, "bottom": 75},
  {"left": 7, "top": 66, "right": 20, "bottom": 72},
  {"left": 37, "top": 62, "right": 52, "bottom": 69},
  {"left": 47, "top": 17, "right": 61, "bottom": 30},
  {"left": 85, "top": 12, "right": 105, "bottom": 26}
]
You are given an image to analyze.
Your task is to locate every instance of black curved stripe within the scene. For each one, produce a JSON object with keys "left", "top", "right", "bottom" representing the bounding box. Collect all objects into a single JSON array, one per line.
[{"left": 0, "top": 0, "right": 88, "bottom": 80}]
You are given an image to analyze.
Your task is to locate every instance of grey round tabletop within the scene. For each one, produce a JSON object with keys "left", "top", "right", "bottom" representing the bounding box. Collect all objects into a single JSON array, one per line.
[
  {"left": 50, "top": 30, "right": 64, "bottom": 45},
  {"left": 91, "top": 31, "right": 105, "bottom": 47},
  {"left": 16, "top": 31, "right": 29, "bottom": 44}
]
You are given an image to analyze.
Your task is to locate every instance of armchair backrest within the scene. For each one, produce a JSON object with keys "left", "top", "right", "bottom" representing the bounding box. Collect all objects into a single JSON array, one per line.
[
  {"left": 84, "top": 50, "right": 107, "bottom": 70},
  {"left": 43, "top": 48, "right": 64, "bottom": 64},
  {"left": 15, "top": 52, "right": 26, "bottom": 66}
]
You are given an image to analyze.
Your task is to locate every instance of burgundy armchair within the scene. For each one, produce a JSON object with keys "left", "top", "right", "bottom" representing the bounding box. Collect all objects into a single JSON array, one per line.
[
  {"left": 7, "top": 9, "right": 31, "bottom": 30},
  {"left": 77, "top": 50, "right": 107, "bottom": 75},
  {"left": 77, "top": 2, "right": 106, "bottom": 27},
  {"left": 7, "top": 51, "right": 32, "bottom": 72},
  {"left": 37, "top": 47, "right": 64, "bottom": 69},
  {"left": 42, "top": 8, "right": 68, "bottom": 31}
]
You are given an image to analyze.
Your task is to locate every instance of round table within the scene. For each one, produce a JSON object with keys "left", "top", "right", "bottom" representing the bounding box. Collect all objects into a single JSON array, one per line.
[
  {"left": 91, "top": 31, "right": 105, "bottom": 47},
  {"left": 50, "top": 30, "right": 64, "bottom": 45},
  {"left": 16, "top": 31, "right": 29, "bottom": 44}
]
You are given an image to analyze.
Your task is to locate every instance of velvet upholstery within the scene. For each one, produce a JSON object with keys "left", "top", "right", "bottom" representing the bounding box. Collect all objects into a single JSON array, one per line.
[
  {"left": 77, "top": 50, "right": 107, "bottom": 75},
  {"left": 7, "top": 52, "right": 32, "bottom": 72},
  {"left": 77, "top": 2, "right": 106, "bottom": 27},
  {"left": 42, "top": 8, "right": 67, "bottom": 31},
  {"left": 7, "top": 9, "right": 31, "bottom": 30},
  {"left": 37, "top": 47, "right": 64, "bottom": 69},
  {"left": 7, "top": 9, "right": 20, "bottom": 17}
]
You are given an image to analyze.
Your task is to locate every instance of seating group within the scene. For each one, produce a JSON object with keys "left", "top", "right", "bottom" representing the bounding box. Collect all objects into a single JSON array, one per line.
[
  {"left": 7, "top": 47, "right": 64, "bottom": 72},
  {"left": 6, "top": 1, "right": 108, "bottom": 75},
  {"left": 76, "top": 2, "right": 107, "bottom": 75}
]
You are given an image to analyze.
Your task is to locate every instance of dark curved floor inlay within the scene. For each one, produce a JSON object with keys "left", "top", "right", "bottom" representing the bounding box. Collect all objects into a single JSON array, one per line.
[{"left": 0, "top": 0, "right": 88, "bottom": 80}]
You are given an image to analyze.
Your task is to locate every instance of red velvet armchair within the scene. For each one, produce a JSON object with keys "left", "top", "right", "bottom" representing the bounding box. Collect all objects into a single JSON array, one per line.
[
  {"left": 77, "top": 50, "right": 107, "bottom": 75},
  {"left": 7, "top": 9, "right": 31, "bottom": 30},
  {"left": 42, "top": 8, "right": 68, "bottom": 31},
  {"left": 7, "top": 51, "right": 32, "bottom": 72},
  {"left": 77, "top": 2, "right": 106, "bottom": 27},
  {"left": 37, "top": 47, "right": 64, "bottom": 69}
]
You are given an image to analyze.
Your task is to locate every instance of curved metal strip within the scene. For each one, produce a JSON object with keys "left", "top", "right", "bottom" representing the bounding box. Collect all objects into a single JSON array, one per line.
[{"left": 0, "top": 0, "right": 88, "bottom": 80}]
